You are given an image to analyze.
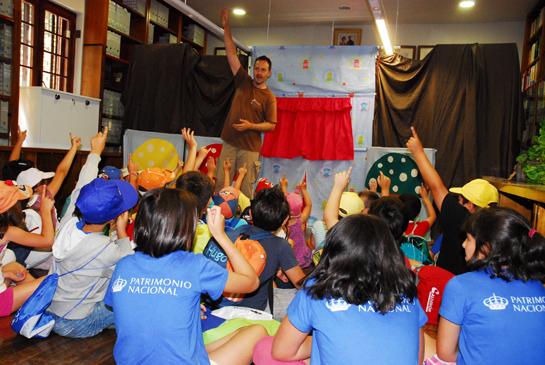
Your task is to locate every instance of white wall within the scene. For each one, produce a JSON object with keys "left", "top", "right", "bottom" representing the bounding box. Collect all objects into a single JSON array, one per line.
[
  {"left": 207, "top": 21, "right": 526, "bottom": 64},
  {"left": 52, "top": 0, "right": 85, "bottom": 95}
]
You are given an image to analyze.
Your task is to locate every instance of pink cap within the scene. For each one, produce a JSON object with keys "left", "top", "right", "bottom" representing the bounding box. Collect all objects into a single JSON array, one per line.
[{"left": 285, "top": 193, "right": 302, "bottom": 218}]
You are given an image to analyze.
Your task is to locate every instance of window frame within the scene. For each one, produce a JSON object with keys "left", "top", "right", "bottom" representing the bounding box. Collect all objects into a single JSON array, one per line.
[{"left": 21, "top": 0, "right": 76, "bottom": 93}]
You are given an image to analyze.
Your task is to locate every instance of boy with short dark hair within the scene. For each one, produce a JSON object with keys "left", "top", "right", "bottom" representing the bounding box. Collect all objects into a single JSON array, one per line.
[{"left": 205, "top": 187, "right": 305, "bottom": 313}]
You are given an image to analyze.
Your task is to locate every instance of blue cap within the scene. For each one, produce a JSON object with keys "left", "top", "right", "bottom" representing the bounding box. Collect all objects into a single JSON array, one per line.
[
  {"left": 99, "top": 166, "right": 123, "bottom": 180},
  {"left": 75, "top": 178, "right": 138, "bottom": 223}
]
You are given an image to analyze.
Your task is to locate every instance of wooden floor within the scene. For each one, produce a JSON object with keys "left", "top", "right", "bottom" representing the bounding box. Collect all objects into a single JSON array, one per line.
[
  {"left": 0, "top": 308, "right": 438, "bottom": 364},
  {"left": 0, "top": 314, "right": 117, "bottom": 364}
]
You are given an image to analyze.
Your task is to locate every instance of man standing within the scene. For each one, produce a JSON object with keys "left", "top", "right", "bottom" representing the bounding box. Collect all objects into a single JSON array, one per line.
[{"left": 215, "top": 8, "right": 277, "bottom": 197}]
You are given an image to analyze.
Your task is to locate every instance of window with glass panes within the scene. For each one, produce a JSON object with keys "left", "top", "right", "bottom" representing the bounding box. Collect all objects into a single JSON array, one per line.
[{"left": 20, "top": 1, "right": 75, "bottom": 92}]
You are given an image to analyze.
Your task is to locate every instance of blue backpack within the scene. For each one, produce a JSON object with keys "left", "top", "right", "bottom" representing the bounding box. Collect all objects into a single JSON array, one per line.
[{"left": 11, "top": 243, "right": 114, "bottom": 338}]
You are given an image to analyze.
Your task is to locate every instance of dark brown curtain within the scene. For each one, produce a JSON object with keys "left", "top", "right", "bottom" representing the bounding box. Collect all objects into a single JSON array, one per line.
[
  {"left": 374, "top": 44, "right": 524, "bottom": 188},
  {"left": 121, "top": 43, "right": 241, "bottom": 137}
]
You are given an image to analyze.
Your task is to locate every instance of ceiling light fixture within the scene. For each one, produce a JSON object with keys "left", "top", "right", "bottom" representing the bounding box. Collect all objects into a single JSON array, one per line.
[
  {"left": 233, "top": 9, "right": 246, "bottom": 15},
  {"left": 338, "top": 5, "right": 351, "bottom": 11},
  {"left": 163, "top": 0, "right": 251, "bottom": 53},
  {"left": 368, "top": 0, "right": 393, "bottom": 55},
  {"left": 459, "top": 1, "right": 475, "bottom": 7}
]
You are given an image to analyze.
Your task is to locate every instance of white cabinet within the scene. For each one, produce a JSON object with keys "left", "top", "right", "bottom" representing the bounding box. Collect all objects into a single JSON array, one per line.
[{"left": 19, "top": 87, "right": 100, "bottom": 151}]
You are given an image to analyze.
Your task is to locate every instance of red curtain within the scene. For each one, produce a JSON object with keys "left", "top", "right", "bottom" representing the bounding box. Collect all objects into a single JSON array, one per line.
[{"left": 261, "top": 98, "right": 354, "bottom": 161}]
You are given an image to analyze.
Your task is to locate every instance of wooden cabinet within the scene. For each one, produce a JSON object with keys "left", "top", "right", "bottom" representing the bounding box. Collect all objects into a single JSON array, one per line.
[{"left": 81, "top": 0, "right": 207, "bottom": 150}]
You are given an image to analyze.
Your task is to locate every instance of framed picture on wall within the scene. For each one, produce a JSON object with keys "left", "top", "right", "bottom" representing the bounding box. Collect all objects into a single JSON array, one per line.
[
  {"left": 334, "top": 28, "right": 362, "bottom": 46},
  {"left": 418, "top": 46, "right": 435, "bottom": 60},
  {"left": 398, "top": 46, "right": 416, "bottom": 59},
  {"left": 214, "top": 47, "right": 226, "bottom": 56}
]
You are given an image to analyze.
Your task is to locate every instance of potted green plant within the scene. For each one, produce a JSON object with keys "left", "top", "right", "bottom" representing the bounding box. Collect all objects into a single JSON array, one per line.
[{"left": 516, "top": 120, "right": 545, "bottom": 184}]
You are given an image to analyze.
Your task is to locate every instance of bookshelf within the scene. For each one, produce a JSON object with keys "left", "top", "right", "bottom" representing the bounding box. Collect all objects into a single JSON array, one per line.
[
  {"left": 522, "top": 0, "right": 545, "bottom": 149},
  {"left": 81, "top": 0, "right": 208, "bottom": 149}
]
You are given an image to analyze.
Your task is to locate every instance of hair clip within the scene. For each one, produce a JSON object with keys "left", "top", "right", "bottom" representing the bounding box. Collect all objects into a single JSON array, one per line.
[{"left": 529, "top": 229, "right": 537, "bottom": 238}]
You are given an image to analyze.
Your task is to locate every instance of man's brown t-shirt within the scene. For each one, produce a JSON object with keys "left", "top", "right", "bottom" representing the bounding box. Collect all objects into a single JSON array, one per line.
[{"left": 220, "top": 68, "right": 277, "bottom": 152}]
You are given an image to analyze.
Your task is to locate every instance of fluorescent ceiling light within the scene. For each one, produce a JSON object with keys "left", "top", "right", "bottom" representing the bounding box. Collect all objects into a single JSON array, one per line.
[
  {"left": 459, "top": 1, "right": 475, "bottom": 7},
  {"left": 376, "top": 19, "right": 393, "bottom": 55},
  {"left": 233, "top": 9, "right": 245, "bottom": 15}
]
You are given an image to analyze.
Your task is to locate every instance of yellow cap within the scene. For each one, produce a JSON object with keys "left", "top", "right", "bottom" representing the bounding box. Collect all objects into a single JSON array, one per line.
[{"left": 449, "top": 179, "right": 499, "bottom": 208}]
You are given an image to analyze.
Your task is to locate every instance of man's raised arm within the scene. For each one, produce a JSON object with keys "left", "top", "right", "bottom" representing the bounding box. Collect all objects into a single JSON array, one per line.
[{"left": 220, "top": 8, "right": 241, "bottom": 76}]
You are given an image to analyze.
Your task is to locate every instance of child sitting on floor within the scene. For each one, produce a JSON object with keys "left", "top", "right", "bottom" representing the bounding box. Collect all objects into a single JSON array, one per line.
[
  {"left": 104, "top": 189, "right": 264, "bottom": 365},
  {"left": 253, "top": 214, "right": 427, "bottom": 364},
  {"left": 434, "top": 207, "right": 545, "bottom": 364},
  {"left": 45, "top": 128, "right": 138, "bottom": 338},
  {"left": 279, "top": 175, "right": 312, "bottom": 271},
  {"left": 0, "top": 182, "right": 54, "bottom": 317}
]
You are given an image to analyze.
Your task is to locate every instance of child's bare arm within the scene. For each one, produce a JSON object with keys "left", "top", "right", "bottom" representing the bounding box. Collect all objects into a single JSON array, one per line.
[
  {"left": 207, "top": 206, "right": 259, "bottom": 294},
  {"left": 407, "top": 127, "right": 448, "bottom": 211},
  {"left": 324, "top": 167, "right": 351, "bottom": 230},
  {"left": 9, "top": 129, "right": 27, "bottom": 162},
  {"left": 279, "top": 174, "right": 288, "bottom": 194},
  {"left": 234, "top": 163, "right": 247, "bottom": 191},
  {"left": 377, "top": 171, "right": 391, "bottom": 197},
  {"left": 181, "top": 128, "right": 198, "bottom": 174},
  {"left": 194, "top": 146, "right": 211, "bottom": 171},
  {"left": 48, "top": 133, "right": 81, "bottom": 197},
  {"left": 127, "top": 153, "right": 139, "bottom": 192},
  {"left": 172, "top": 156, "right": 184, "bottom": 177},
  {"left": 206, "top": 156, "right": 216, "bottom": 188},
  {"left": 223, "top": 158, "right": 232, "bottom": 188},
  {"left": 419, "top": 183, "right": 437, "bottom": 227},
  {"left": 300, "top": 180, "right": 312, "bottom": 225}
]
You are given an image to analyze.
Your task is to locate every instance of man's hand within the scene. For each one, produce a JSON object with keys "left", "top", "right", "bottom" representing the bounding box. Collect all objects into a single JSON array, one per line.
[
  {"left": 233, "top": 119, "right": 252, "bottom": 132},
  {"left": 90, "top": 127, "right": 108, "bottom": 155},
  {"left": 181, "top": 128, "right": 197, "bottom": 149},
  {"left": 406, "top": 126, "right": 423, "bottom": 154},
  {"left": 220, "top": 8, "right": 229, "bottom": 29},
  {"left": 333, "top": 167, "right": 352, "bottom": 192},
  {"left": 69, "top": 132, "right": 82, "bottom": 150}
]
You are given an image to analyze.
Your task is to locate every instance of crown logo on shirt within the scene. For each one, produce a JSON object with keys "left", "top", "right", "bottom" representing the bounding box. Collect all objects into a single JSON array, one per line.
[
  {"left": 326, "top": 298, "right": 351, "bottom": 312},
  {"left": 112, "top": 276, "right": 127, "bottom": 292},
  {"left": 483, "top": 293, "right": 508, "bottom": 310}
]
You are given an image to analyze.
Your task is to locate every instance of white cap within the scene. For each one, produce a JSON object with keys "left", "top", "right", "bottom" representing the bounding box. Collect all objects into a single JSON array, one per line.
[{"left": 16, "top": 168, "right": 55, "bottom": 188}]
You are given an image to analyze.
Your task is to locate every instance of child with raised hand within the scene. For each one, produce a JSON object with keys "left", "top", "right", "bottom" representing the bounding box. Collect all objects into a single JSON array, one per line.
[
  {"left": 435, "top": 207, "right": 545, "bottom": 364},
  {"left": 310, "top": 168, "right": 363, "bottom": 263},
  {"left": 406, "top": 126, "right": 499, "bottom": 275},
  {"left": 279, "top": 175, "right": 312, "bottom": 270},
  {"left": 0, "top": 183, "right": 55, "bottom": 317},
  {"left": 399, "top": 183, "right": 436, "bottom": 237},
  {"left": 253, "top": 214, "right": 427, "bottom": 364},
  {"left": 46, "top": 127, "right": 139, "bottom": 338},
  {"left": 104, "top": 189, "right": 264, "bottom": 365}
]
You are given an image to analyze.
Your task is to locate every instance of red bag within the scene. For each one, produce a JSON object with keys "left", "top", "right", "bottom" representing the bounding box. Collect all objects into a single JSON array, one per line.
[{"left": 412, "top": 264, "right": 455, "bottom": 325}]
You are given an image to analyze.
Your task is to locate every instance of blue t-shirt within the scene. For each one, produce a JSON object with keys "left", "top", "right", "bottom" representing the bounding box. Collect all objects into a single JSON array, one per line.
[
  {"left": 439, "top": 269, "right": 545, "bottom": 365},
  {"left": 287, "top": 279, "right": 427, "bottom": 364},
  {"left": 104, "top": 251, "right": 229, "bottom": 365}
]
